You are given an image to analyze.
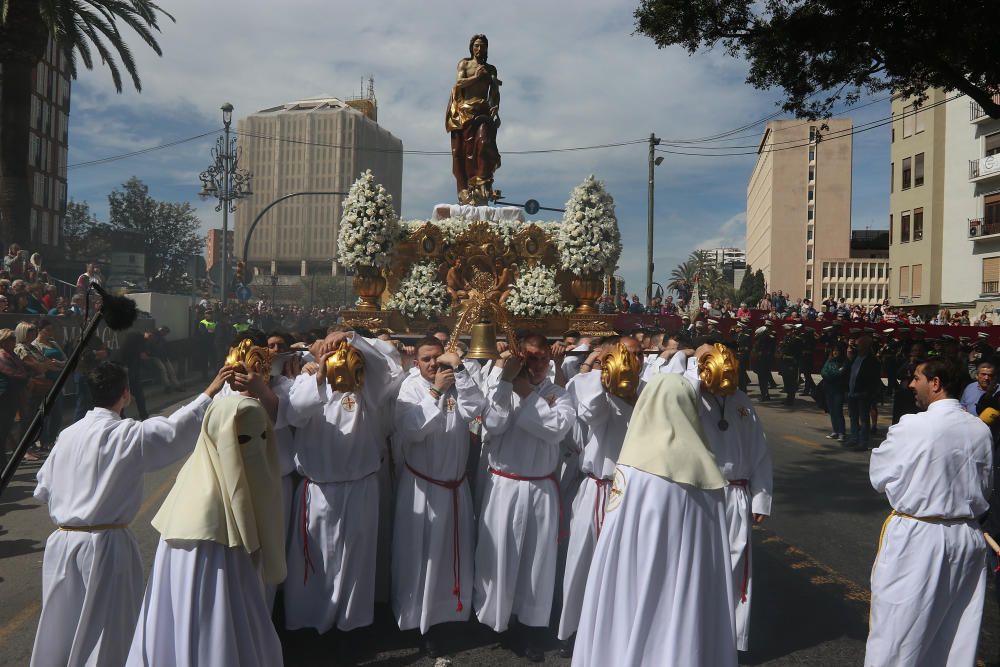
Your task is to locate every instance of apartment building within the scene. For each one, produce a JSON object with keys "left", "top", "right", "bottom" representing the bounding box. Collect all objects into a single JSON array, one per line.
[
  {"left": 889, "top": 89, "right": 1000, "bottom": 316},
  {"left": 234, "top": 93, "right": 402, "bottom": 277},
  {"left": 746, "top": 119, "right": 853, "bottom": 300}
]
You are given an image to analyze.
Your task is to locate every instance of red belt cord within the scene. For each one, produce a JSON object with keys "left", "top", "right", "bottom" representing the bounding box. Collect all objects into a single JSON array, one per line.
[
  {"left": 405, "top": 462, "right": 467, "bottom": 612},
  {"left": 489, "top": 467, "right": 565, "bottom": 542},
  {"left": 729, "top": 478, "right": 751, "bottom": 603},
  {"left": 586, "top": 472, "right": 612, "bottom": 540}
]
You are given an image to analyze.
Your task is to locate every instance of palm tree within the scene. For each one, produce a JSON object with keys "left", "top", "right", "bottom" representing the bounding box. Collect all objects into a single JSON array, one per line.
[{"left": 0, "top": 0, "right": 174, "bottom": 244}]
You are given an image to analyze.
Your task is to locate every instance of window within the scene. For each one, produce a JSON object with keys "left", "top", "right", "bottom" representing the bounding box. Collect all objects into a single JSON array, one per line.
[
  {"left": 809, "top": 126, "right": 817, "bottom": 142},
  {"left": 809, "top": 148, "right": 815, "bottom": 161},
  {"left": 809, "top": 165, "right": 815, "bottom": 181},
  {"left": 808, "top": 188, "right": 814, "bottom": 201},
  {"left": 902, "top": 157, "right": 912, "bottom": 189},
  {"left": 853, "top": 287, "right": 859, "bottom": 299},
  {"left": 889, "top": 214, "right": 893, "bottom": 244},
  {"left": 808, "top": 208, "right": 815, "bottom": 221},
  {"left": 806, "top": 247, "right": 813, "bottom": 260},
  {"left": 899, "top": 265, "right": 910, "bottom": 297},
  {"left": 901, "top": 211, "right": 911, "bottom": 242},
  {"left": 807, "top": 227, "right": 813, "bottom": 241},
  {"left": 913, "top": 208, "right": 923, "bottom": 241},
  {"left": 846, "top": 264, "right": 852, "bottom": 278},
  {"left": 838, "top": 265, "right": 844, "bottom": 278},
  {"left": 890, "top": 162, "right": 894, "bottom": 193},
  {"left": 823, "top": 264, "right": 829, "bottom": 278},
  {"left": 806, "top": 268, "right": 812, "bottom": 279},
  {"left": 915, "top": 106, "right": 926, "bottom": 134},
  {"left": 911, "top": 264, "right": 922, "bottom": 297},
  {"left": 987, "top": 132, "right": 1000, "bottom": 157},
  {"left": 805, "top": 289, "right": 812, "bottom": 300},
  {"left": 862, "top": 263, "right": 868, "bottom": 278},
  {"left": 985, "top": 257, "right": 1000, "bottom": 294},
  {"left": 902, "top": 104, "right": 914, "bottom": 138},
  {"left": 986, "top": 193, "right": 1000, "bottom": 227},
  {"left": 914, "top": 153, "right": 924, "bottom": 187}
]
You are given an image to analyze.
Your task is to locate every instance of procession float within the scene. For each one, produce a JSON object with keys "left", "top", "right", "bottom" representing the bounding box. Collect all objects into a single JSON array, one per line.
[{"left": 336, "top": 34, "right": 622, "bottom": 342}]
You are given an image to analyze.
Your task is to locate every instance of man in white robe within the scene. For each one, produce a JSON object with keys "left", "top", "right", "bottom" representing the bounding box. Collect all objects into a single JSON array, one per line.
[
  {"left": 392, "top": 337, "right": 486, "bottom": 655},
  {"left": 866, "top": 357, "right": 992, "bottom": 666},
  {"left": 681, "top": 343, "right": 773, "bottom": 652},
  {"left": 282, "top": 330, "right": 393, "bottom": 641},
  {"left": 557, "top": 336, "right": 643, "bottom": 656},
  {"left": 474, "top": 333, "right": 575, "bottom": 662},
  {"left": 126, "top": 396, "right": 286, "bottom": 667},
  {"left": 572, "top": 373, "right": 737, "bottom": 667},
  {"left": 30, "top": 362, "right": 228, "bottom": 667}
]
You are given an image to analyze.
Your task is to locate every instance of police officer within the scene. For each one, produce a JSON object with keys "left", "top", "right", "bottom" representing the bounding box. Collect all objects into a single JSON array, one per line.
[
  {"left": 778, "top": 324, "right": 803, "bottom": 405},
  {"left": 752, "top": 323, "right": 776, "bottom": 401}
]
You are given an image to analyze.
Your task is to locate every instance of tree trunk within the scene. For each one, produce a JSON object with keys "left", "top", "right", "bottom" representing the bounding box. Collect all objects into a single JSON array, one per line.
[{"left": 0, "top": 59, "right": 35, "bottom": 245}]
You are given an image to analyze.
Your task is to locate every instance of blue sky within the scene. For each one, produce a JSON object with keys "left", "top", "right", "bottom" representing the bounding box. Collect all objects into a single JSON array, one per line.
[{"left": 65, "top": 0, "right": 891, "bottom": 293}]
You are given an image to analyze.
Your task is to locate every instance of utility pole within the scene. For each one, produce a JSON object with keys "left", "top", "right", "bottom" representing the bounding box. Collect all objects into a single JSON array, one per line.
[{"left": 647, "top": 133, "right": 662, "bottom": 306}]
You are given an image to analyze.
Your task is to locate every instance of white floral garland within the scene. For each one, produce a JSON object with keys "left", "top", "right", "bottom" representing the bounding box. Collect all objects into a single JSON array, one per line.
[
  {"left": 555, "top": 175, "right": 621, "bottom": 275},
  {"left": 337, "top": 170, "right": 399, "bottom": 270},
  {"left": 385, "top": 260, "right": 450, "bottom": 319},
  {"left": 506, "top": 264, "right": 571, "bottom": 317}
]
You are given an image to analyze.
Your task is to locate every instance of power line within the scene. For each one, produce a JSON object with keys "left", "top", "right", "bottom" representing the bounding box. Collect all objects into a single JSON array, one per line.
[
  {"left": 655, "top": 94, "right": 962, "bottom": 158},
  {"left": 67, "top": 129, "right": 221, "bottom": 169}
]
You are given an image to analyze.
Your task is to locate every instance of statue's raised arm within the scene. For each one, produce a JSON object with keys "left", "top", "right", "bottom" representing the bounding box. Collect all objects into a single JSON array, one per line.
[{"left": 446, "top": 34, "right": 502, "bottom": 206}]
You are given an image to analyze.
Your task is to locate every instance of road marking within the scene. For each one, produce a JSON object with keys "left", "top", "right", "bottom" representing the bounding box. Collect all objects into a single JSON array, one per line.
[
  {"left": 0, "top": 602, "right": 40, "bottom": 645},
  {"left": 782, "top": 434, "right": 825, "bottom": 450},
  {"left": 758, "top": 530, "right": 871, "bottom": 605},
  {"left": 0, "top": 473, "right": 177, "bottom": 649}
]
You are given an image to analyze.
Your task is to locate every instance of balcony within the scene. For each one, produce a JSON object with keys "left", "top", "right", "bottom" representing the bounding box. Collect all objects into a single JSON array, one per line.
[
  {"left": 969, "top": 218, "right": 1000, "bottom": 240},
  {"left": 971, "top": 93, "right": 1000, "bottom": 123},
  {"left": 984, "top": 281, "right": 1000, "bottom": 296},
  {"left": 969, "top": 155, "right": 1000, "bottom": 182}
]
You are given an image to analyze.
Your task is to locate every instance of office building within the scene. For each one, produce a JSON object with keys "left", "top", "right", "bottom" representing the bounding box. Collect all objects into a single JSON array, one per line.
[
  {"left": 234, "top": 91, "right": 403, "bottom": 277},
  {"left": 746, "top": 119, "right": 853, "bottom": 301}
]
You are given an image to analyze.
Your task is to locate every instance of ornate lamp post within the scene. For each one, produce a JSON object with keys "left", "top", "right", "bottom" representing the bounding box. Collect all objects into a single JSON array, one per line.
[{"left": 200, "top": 102, "right": 253, "bottom": 305}]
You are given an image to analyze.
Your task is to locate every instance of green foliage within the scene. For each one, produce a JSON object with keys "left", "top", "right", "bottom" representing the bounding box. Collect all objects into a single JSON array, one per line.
[
  {"left": 63, "top": 199, "right": 111, "bottom": 263},
  {"left": 634, "top": 0, "right": 1000, "bottom": 118},
  {"left": 668, "top": 249, "right": 735, "bottom": 303},
  {"left": 0, "top": 0, "right": 175, "bottom": 93},
  {"left": 107, "top": 177, "right": 202, "bottom": 293},
  {"left": 737, "top": 263, "right": 766, "bottom": 306}
]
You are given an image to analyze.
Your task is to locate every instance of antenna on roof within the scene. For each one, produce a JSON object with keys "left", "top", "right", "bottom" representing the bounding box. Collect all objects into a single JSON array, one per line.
[{"left": 367, "top": 75, "right": 375, "bottom": 101}]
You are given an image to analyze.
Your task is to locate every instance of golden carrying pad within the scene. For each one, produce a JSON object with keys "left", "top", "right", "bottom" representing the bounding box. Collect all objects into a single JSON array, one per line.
[
  {"left": 698, "top": 343, "right": 739, "bottom": 396},
  {"left": 325, "top": 339, "right": 365, "bottom": 394}
]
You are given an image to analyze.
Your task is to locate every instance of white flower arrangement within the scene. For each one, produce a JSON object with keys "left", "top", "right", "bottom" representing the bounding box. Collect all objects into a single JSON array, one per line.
[
  {"left": 337, "top": 170, "right": 400, "bottom": 270},
  {"left": 505, "top": 264, "right": 571, "bottom": 317},
  {"left": 555, "top": 175, "right": 621, "bottom": 275},
  {"left": 385, "top": 260, "right": 451, "bottom": 319}
]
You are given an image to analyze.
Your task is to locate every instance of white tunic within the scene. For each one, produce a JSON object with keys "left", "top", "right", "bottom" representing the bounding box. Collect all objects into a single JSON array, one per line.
[
  {"left": 474, "top": 376, "right": 575, "bottom": 631},
  {"left": 572, "top": 466, "right": 737, "bottom": 667},
  {"left": 282, "top": 333, "right": 393, "bottom": 633},
  {"left": 681, "top": 357, "right": 773, "bottom": 652},
  {"left": 392, "top": 367, "right": 486, "bottom": 633},
  {"left": 558, "top": 371, "right": 635, "bottom": 641},
  {"left": 30, "top": 395, "right": 211, "bottom": 667},
  {"left": 866, "top": 398, "right": 992, "bottom": 667},
  {"left": 126, "top": 539, "right": 282, "bottom": 667}
]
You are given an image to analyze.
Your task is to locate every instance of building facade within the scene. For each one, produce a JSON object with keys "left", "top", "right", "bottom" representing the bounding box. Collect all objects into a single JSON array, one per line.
[
  {"left": 746, "top": 119, "right": 853, "bottom": 301},
  {"left": 206, "top": 228, "right": 234, "bottom": 272},
  {"left": 22, "top": 38, "right": 71, "bottom": 256},
  {"left": 233, "top": 94, "right": 403, "bottom": 277},
  {"left": 888, "top": 89, "right": 1000, "bottom": 318}
]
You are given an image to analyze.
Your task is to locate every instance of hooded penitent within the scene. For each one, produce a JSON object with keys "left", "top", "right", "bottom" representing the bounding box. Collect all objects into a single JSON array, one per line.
[
  {"left": 152, "top": 396, "right": 286, "bottom": 584},
  {"left": 616, "top": 373, "right": 726, "bottom": 490}
]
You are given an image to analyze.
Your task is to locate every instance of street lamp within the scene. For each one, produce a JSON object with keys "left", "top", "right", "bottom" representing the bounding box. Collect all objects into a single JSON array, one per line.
[
  {"left": 270, "top": 271, "right": 279, "bottom": 304},
  {"left": 200, "top": 102, "right": 252, "bottom": 305},
  {"left": 647, "top": 133, "right": 662, "bottom": 306}
]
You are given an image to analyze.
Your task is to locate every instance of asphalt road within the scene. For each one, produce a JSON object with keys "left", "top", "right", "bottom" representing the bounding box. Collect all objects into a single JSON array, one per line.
[{"left": 1, "top": 379, "right": 997, "bottom": 666}]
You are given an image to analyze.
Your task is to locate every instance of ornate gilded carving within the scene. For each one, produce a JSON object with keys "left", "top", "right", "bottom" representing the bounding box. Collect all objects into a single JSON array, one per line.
[
  {"left": 601, "top": 342, "right": 641, "bottom": 402},
  {"left": 448, "top": 268, "right": 520, "bottom": 357},
  {"left": 324, "top": 339, "right": 366, "bottom": 393},
  {"left": 512, "top": 223, "right": 549, "bottom": 264},
  {"left": 342, "top": 315, "right": 386, "bottom": 330},
  {"left": 413, "top": 221, "right": 446, "bottom": 258},
  {"left": 698, "top": 343, "right": 739, "bottom": 396}
]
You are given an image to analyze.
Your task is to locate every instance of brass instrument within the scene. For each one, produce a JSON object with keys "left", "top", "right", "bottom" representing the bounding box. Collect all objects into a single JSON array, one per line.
[
  {"left": 224, "top": 338, "right": 273, "bottom": 376},
  {"left": 601, "top": 342, "right": 641, "bottom": 402},
  {"left": 324, "top": 339, "right": 365, "bottom": 393},
  {"left": 698, "top": 343, "right": 739, "bottom": 396}
]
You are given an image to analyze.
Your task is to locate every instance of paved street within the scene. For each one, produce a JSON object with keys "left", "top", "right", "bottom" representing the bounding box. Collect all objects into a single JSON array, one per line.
[{"left": 1, "top": 380, "right": 998, "bottom": 666}]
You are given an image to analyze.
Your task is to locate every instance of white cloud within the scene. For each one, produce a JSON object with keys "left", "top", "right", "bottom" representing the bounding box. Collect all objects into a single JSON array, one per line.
[{"left": 65, "top": 0, "right": 891, "bottom": 291}]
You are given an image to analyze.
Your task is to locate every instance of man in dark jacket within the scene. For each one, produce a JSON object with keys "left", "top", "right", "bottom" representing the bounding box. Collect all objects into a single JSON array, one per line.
[{"left": 844, "top": 333, "right": 882, "bottom": 451}]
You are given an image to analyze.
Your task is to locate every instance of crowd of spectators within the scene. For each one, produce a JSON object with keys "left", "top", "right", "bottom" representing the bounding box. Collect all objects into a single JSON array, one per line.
[
  {"left": 0, "top": 243, "right": 94, "bottom": 316},
  {"left": 597, "top": 284, "right": 996, "bottom": 327}
]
